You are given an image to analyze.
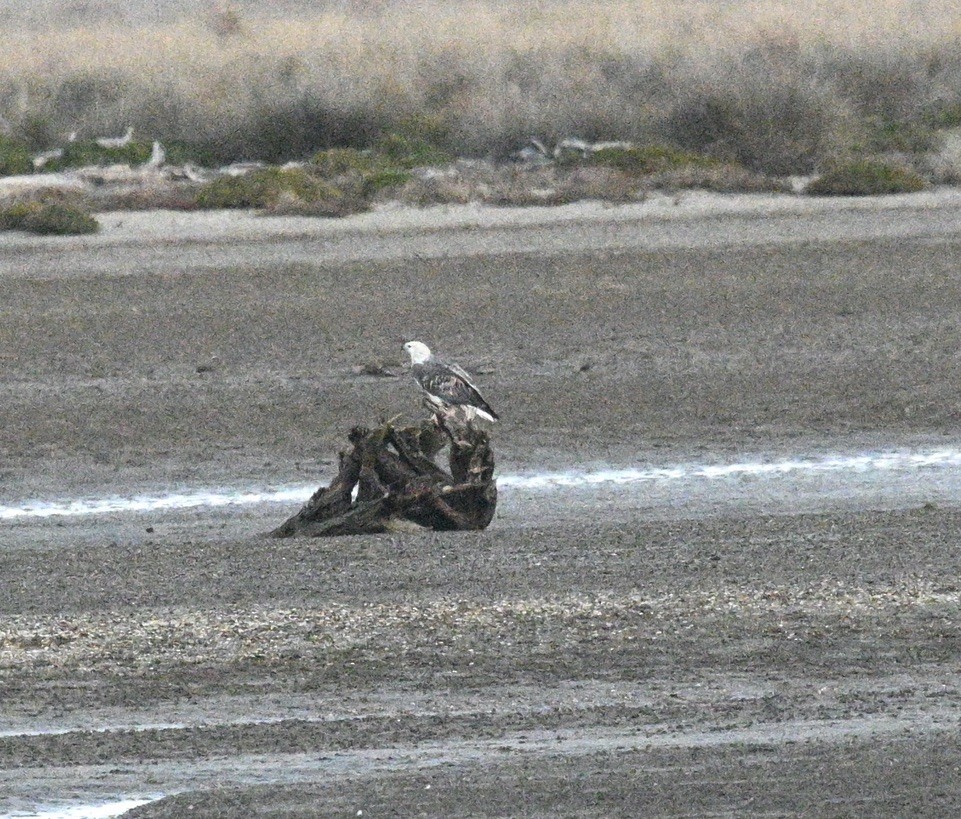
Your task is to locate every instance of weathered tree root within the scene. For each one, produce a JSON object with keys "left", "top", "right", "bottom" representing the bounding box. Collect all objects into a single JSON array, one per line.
[{"left": 270, "top": 420, "right": 496, "bottom": 537}]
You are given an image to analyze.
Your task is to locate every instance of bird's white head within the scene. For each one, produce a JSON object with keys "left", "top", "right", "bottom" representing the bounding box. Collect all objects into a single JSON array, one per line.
[{"left": 403, "top": 340, "right": 432, "bottom": 365}]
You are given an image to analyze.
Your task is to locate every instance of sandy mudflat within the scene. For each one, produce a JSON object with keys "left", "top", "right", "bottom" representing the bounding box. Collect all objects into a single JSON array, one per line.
[{"left": 2, "top": 194, "right": 961, "bottom": 816}]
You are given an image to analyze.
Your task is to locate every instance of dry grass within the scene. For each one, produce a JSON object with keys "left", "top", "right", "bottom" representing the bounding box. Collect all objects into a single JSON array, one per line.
[
  {"left": 648, "top": 164, "right": 792, "bottom": 194},
  {"left": 7, "top": 1, "right": 960, "bottom": 70},
  {"left": 3, "top": 1, "right": 961, "bottom": 174},
  {"left": 398, "top": 164, "right": 641, "bottom": 207}
]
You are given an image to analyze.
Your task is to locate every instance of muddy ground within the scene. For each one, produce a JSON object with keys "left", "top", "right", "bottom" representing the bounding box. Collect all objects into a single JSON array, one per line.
[{"left": 2, "top": 195, "right": 961, "bottom": 816}]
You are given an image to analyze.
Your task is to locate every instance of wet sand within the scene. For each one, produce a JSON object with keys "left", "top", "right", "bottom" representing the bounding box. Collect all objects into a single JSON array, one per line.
[{"left": 2, "top": 195, "right": 961, "bottom": 816}]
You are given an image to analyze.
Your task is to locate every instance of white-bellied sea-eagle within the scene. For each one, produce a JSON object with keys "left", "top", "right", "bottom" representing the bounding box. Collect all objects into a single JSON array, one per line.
[{"left": 403, "top": 341, "right": 499, "bottom": 424}]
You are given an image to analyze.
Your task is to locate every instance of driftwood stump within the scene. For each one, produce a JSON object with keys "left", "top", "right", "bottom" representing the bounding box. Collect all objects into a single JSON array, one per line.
[{"left": 271, "top": 420, "right": 497, "bottom": 537}]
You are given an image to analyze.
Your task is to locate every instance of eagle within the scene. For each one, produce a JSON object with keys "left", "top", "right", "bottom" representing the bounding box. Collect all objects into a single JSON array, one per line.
[{"left": 403, "top": 341, "right": 499, "bottom": 424}]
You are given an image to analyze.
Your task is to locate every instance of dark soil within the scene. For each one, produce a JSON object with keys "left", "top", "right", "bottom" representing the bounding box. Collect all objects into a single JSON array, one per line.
[{"left": 2, "top": 200, "right": 961, "bottom": 816}]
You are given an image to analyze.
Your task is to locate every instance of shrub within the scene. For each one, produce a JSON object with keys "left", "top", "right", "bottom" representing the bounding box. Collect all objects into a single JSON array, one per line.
[
  {"left": 52, "top": 73, "right": 127, "bottom": 125},
  {"left": 311, "top": 148, "right": 383, "bottom": 176},
  {"left": 15, "top": 115, "right": 57, "bottom": 152},
  {"left": 311, "top": 148, "right": 412, "bottom": 196},
  {"left": 44, "top": 139, "right": 153, "bottom": 172},
  {"left": 361, "top": 167, "right": 412, "bottom": 194},
  {"left": 263, "top": 190, "right": 370, "bottom": 218},
  {"left": 805, "top": 159, "right": 928, "bottom": 195},
  {"left": 194, "top": 167, "right": 341, "bottom": 209},
  {"left": 825, "top": 52, "right": 927, "bottom": 128},
  {"left": 88, "top": 187, "right": 203, "bottom": 211},
  {"left": 0, "top": 136, "right": 33, "bottom": 176},
  {"left": 863, "top": 118, "right": 940, "bottom": 154},
  {"left": 396, "top": 163, "right": 647, "bottom": 208},
  {"left": 208, "top": 4, "right": 246, "bottom": 39},
  {"left": 163, "top": 141, "right": 218, "bottom": 168},
  {"left": 397, "top": 173, "right": 474, "bottom": 207},
  {"left": 9, "top": 7, "right": 961, "bottom": 176},
  {"left": 927, "top": 103, "right": 961, "bottom": 129},
  {"left": 649, "top": 163, "right": 791, "bottom": 194},
  {"left": 374, "top": 132, "right": 452, "bottom": 169},
  {"left": 240, "top": 102, "right": 382, "bottom": 165},
  {"left": 664, "top": 82, "right": 853, "bottom": 175},
  {"left": 587, "top": 144, "right": 719, "bottom": 175},
  {"left": 392, "top": 114, "right": 450, "bottom": 147},
  {"left": 0, "top": 201, "right": 99, "bottom": 235},
  {"left": 553, "top": 166, "right": 643, "bottom": 203}
]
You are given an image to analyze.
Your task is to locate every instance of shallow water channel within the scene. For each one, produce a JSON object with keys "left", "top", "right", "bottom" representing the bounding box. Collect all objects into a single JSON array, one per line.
[{"left": 2, "top": 444, "right": 960, "bottom": 525}]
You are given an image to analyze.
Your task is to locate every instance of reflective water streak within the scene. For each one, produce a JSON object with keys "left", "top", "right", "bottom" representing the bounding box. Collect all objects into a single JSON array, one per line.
[
  {"left": 1, "top": 447, "right": 960, "bottom": 521},
  {"left": 500, "top": 448, "right": 961, "bottom": 489},
  {"left": 9, "top": 797, "right": 159, "bottom": 819},
  {"left": 0, "top": 485, "right": 315, "bottom": 521}
]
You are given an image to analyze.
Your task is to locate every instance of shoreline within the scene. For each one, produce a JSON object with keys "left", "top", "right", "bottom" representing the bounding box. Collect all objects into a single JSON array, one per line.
[{"left": 4, "top": 187, "right": 961, "bottom": 251}]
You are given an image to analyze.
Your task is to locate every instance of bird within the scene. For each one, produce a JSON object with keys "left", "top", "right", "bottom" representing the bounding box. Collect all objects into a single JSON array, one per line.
[
  {"left": 144, "top": 140, "right": 166, "bottom": 168},
  {"left": 221, "top": 160, "right": 267, "bottom": 177},
  {"left": 552, "top": 137, "right": 592, "bottom": 160},
  {"left": 588, "top": 140, "right": 634, "bottom": 153},
  {"left": 31, "top": 148, "right": 63, "bottom": 170},
  {"left": 30, "top": 131, "right": 79, "bottom": 169},
  {"left": 403, "top": 341, "right": 499, "bottom": 425},
  {"left": 512, "top": 136, "right": 551, "bottom": 165},
  {"left": 96, "top": 126, "right": 134, "bottom": 149}
]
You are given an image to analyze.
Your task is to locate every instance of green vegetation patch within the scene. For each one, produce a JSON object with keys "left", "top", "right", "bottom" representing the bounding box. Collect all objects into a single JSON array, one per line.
[
  {"left": 0, "top": 201, "right": 99, "bottom": 235},
  {"left": 311, "top": 148, "right": 412, "bottom": 197},
  {"left": 44, "top": 140, "right": 154, "bottom": 172},
  {"left": 586, "top": 144, "right": 720, "bottom": 175},
  {"left": 374, "top": 132, "right": 452, "bottom": 169},
  {"left": 309, "top": 119, "right": 449, "bottom": 199},
  {"left": 805, "top": 159, "right": 928, "bottom": 196},
  {"left": 927, "top": 103, "right": 961, "bottom": 130},
  {"left": 311, "top": 148, "right": 384, "bottom": 177},
  {"left": 162, "top": 141, "right": 218, "bottom": 168},
  {"left": 374, "top": 114, "right": 453, "bottom": 169},
  {"left": 863, "top": 119, "right": 940, "bottom": 154},
  {"left": 361, "top": 167, "right": 412, "bottom": 194},
  {"left": 194, "top": 167, "right": 342, "bottom": 209},
  {"left": 0, "top": 136, "right": 33, "bottom": 176}
]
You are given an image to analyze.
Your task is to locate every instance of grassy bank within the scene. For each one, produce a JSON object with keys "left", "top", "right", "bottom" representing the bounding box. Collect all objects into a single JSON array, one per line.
[{"left": 2, "top": 1, "right": 961, "bottom": 175}]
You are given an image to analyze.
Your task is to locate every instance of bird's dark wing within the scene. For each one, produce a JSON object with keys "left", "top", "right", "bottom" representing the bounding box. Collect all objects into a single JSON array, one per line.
[
  {"left": 416, "top": 362, "right": 496, "bottom": 416},
  {"left": 421, "top": 370, "right": 481, "bottom": 405},
  {"left": 447, "top": 363, "right": 498, "bottom": 419}
]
